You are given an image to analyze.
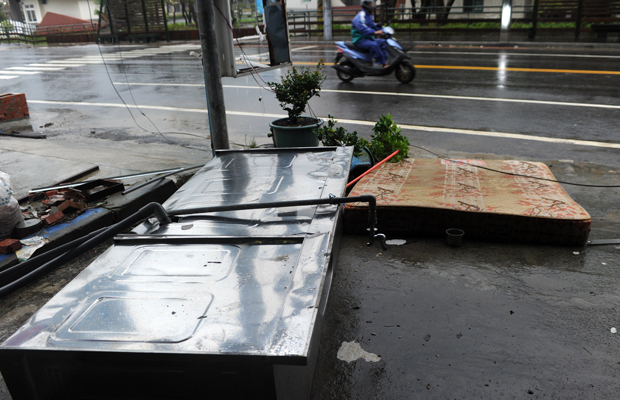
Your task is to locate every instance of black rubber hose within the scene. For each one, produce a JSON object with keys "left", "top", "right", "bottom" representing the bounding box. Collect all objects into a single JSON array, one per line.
[
  {"left": 0, "top": 202, "right": 171, "bottom": 299},
  {"left": 0, "top": 226, "right": 107, "bottom": 288},
  {"left": 168, "top": 195, "right": 378, "bottom": 246},
  {"left": 0, "top": 197, "right": 379, "bottom": 298}
]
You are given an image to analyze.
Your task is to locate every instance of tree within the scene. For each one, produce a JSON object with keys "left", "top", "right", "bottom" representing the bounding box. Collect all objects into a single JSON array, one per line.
[
  {"left": 180, "top": 0, "right": 197, "bottom": 25},
  {"left": 164, "top": 0, "right": 180, "bottom": 24},
  {"left": 436, "top": 0, "right": 457, "bottom": 23},
  {"left": 8, "top": 0, "right": 24, "bottom": 22}
]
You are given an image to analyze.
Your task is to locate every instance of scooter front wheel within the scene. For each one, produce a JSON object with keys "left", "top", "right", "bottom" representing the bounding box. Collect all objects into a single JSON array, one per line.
[
  {"left": 336, "top": 61, "right": 355, "bottom": 83},
  {"left": 395, "top": 61, "right": 416, "bottom": 84}
]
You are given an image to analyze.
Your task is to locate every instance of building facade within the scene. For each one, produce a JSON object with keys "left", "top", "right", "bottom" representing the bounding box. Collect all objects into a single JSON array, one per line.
[{"left": 20, "top": 0, "right": 98, "bottom": 24}]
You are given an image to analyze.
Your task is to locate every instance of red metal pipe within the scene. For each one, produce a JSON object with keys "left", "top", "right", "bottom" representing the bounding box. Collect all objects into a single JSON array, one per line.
[{"left": 346, "top": 150, "right": 399, "bottom": 188}]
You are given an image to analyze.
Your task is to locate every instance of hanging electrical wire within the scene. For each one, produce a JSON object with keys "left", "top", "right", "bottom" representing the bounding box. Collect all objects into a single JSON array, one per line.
[
  {"left": 212, "top": 2, "right": 276, "bottom": 92},
  {"left": 410, "top": 143, "right": 620, "bottom": 188},
  {"left": 86, "top": 0, "right": 211, "bottom": 152}
]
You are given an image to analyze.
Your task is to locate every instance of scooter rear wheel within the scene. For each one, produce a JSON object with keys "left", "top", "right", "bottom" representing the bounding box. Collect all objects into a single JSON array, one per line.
[
  {"left": 395, "top": 61, "right": 416, "bottom": 83},
  {"left": 337, "top": 61, "right": 355, "bottom": 83}
]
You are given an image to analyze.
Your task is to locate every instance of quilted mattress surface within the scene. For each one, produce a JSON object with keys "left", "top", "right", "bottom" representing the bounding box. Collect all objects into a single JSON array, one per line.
[{"left": 345, "top": 159, "right": 591, "bottom": 246}]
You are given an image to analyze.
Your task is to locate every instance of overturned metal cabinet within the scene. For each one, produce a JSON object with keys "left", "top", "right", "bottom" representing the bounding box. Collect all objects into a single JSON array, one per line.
[{"left": 0, "top": 147, "right": 354, "bottom": 400}]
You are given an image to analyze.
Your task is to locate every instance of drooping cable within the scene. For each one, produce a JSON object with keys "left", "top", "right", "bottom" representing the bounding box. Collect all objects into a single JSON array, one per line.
[
  {"left": 410, "top": 143, "right": 620, "bottom": 188},
  {"left": 88, "top": 0, "right": 211, "bottom": 152},
  {"left": 212, "top": 1, "right": 275, "bottom": 91}
]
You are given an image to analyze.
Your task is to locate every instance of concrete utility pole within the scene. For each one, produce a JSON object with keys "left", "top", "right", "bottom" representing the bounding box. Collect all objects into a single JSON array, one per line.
[
  {"left": 195, "top": 0, "right": 230, "bottom": 150},
  {"left": 324, "top": 0, "right": 332, "bottom": 41}
]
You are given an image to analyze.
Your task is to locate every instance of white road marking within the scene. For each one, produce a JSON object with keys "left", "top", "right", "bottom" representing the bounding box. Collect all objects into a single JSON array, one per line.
[
  {"left": 242, "top": 44, "right": 316, "bottom": 60},
  {"left": 6, "top": 66, "right": 65, "bottom": 71},
  {"left": 277, "top": 48, "right": 620, "bottom": 59},
  {"left": 1, "top": 46, "right": 198, "bottom": 80},
  {"left": 411, "top": 50, "right": 620, "bottom": 59},
  {"left": 324, "top": 88, "right": 620, "bottom": 110},
  {"left": 26, "top": 99, "right": 620, "bottom": 150},
  {"left": 48, "top": 60, "right": 102, "bottom": 64},
  {"left": 0, "top": 70, "right": 41, "bottom": 75},
  {"left": 27, "top": 63, "right": 85, "bottom": 67},
  {"left": 113, "top": 82, "right": 620, "bottom": 111},
  {"left": 291, "top": 45, "right": 319, "bottom": 51},
  {"left": 62, "top": 58, "right": 103, "bottom": 61}
]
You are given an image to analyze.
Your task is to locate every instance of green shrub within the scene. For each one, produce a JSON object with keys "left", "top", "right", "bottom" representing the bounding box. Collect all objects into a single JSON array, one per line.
[
  {"left": 0, "top": 20, "right": 14, "bottom": 33},
  {"left": 368, "top": 114, "right": 409, "bottom": 162},
  {"left": 168, "top": 22, "right": 197, "bottom": 30},
  {"left": 315, "top": 114, "right": 409, "bottom": 163},
  {"left": 268, "top": 60, "right": 325, "bottom": 123},
  {"left": 314, "top": 115, "right": 369, "bottom": 155}
]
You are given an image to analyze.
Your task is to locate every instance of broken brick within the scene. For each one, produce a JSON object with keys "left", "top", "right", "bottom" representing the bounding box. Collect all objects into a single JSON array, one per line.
[
  {"left": 57, "top": 201, "right": 70, "bottom": 213},
  {"left": 58, "top": 200, "right": 87, "bottom": 213},
  {"left": 61, "top": 188, "right": 87, "bottom": 201},
  {"left": 42, "top": 210, "right": 64, "bottom": 226},
  {"left": 0, "top": 239, "right": 22, "bottom": 254},
  {"left": 43, "top": 195, "right": 66, "bottom": 206},
  {"left": 0, "top": 93, "right": 29, "bottom": 122},
  {"left": 44, "top": 190, "right": 59, "bottom": 198}
]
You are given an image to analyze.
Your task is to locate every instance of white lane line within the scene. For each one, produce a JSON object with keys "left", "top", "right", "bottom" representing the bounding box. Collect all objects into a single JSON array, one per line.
[
  {"left": 27, "top": 63, "right": 85, "bottom": 67},
  {"left": 0, "top": 70, "right": 41, "bottom": 75},
  {"left": 48, "top": 60, "right": 102, "bottom": 64},
  {"left": 113, "top": 82, "right": 620, "bottom": 110},
  {"left": 60, "top": 59, "right": 104, "bottom": 63},
  {"left": 323, "top": 88, "right": 620, "bottom": 110},
  {"left": 114, "top": 82, "right": 202, "bottom": 87},
  {"left": 284, "top": 48, "right": 620, "bottom": 59},
  {"left": 26, "top": 99, "right": 620, "bottom": 150},
  {"left": 411, "top": 50, "right": 620, "bottom": 59},
  {"left": 6, "top": 66, "right": 65, "bottom": 71},
  {"left": 241, "top": 44, "right": 316, "bottom": 60},
  {"left": 0, "top": 76, "right": 18, "bottom": 80},
  {"left": 292, "top": 45, "right": 319, "bottom": 51}
]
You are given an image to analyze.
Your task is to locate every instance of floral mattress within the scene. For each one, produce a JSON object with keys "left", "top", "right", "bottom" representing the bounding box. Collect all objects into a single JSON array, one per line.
[{"left": 345, "top": 159, "right": 591, "bottom": 246}]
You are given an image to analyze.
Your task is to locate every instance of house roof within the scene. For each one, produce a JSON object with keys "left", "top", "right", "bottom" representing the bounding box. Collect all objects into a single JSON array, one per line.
[{"left": 37, "top": 12, "right": 95, "bottom": 28}]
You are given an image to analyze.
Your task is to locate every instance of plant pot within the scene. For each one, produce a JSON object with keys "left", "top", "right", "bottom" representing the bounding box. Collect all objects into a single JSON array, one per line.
[
  {"left": 269, "top": 117, "right": 323, "bottom": 147},
  {"left": 349, "top": 147, "right": 376, "bottom": 182}
]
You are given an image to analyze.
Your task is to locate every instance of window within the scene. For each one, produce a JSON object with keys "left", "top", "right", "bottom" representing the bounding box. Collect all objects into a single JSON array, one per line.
[
  {"left": 464, "top": 0, "right": 484, "bottom": 13},
  {"left": 24, "top": 4, "right": 37, "bottom": 22}
]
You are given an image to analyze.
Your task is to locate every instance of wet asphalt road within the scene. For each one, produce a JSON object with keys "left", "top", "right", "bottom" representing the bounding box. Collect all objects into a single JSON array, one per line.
[
  {"left": 1, "top": 41, "right": 619, "bottom": 167},
  {"left": 1, "top": 41, "right": 620, "bottom": 399}
]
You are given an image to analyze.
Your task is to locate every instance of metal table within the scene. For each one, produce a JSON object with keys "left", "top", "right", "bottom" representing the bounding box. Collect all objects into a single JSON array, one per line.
[{"left": 0, "top": 147, "right": 355, "bottom": 400}]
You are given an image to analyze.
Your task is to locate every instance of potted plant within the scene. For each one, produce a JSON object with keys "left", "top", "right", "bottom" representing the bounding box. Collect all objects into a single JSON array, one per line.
[{"left": 268, "top": 60, "right": 326, "bottom": 147}]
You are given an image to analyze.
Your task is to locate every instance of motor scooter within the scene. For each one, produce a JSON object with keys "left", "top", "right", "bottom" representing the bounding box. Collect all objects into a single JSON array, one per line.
[{"left": 333, "top": 27, "right": 415, "bottom": 83}]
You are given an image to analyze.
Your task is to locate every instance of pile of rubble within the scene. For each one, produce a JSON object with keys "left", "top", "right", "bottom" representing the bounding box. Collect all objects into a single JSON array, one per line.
[{"left": 0, "top": 180, "right": 124, "bottom": 256}]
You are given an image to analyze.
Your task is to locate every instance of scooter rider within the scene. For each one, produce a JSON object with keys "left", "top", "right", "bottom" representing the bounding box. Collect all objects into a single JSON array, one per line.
[{"left": 351, "top": 0, "right": 389, "bottom": 67}]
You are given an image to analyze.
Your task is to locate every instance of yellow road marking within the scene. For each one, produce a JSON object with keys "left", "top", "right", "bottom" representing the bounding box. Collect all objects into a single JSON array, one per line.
[{"left": 279, "top": 61, "right": 620, "bottom": 75}]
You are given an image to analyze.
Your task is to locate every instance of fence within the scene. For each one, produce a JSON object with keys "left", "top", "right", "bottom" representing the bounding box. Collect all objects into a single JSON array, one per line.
[
  {"left": 3, "top": 0, "right": 619, "bottom": 45},
  {"left": 0, "top": 20, "right": 45, "bottom": 45},
  {"left": 36, "top": 23, "right": 98, "bottom": 36},
  {"left": 283, "top": 1, "right": 620, "bottom": 41}
]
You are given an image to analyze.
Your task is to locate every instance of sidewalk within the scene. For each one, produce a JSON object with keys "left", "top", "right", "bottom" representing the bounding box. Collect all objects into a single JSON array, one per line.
[{"left": 0, "top": 114, "right": 211, "bottom": 293}]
